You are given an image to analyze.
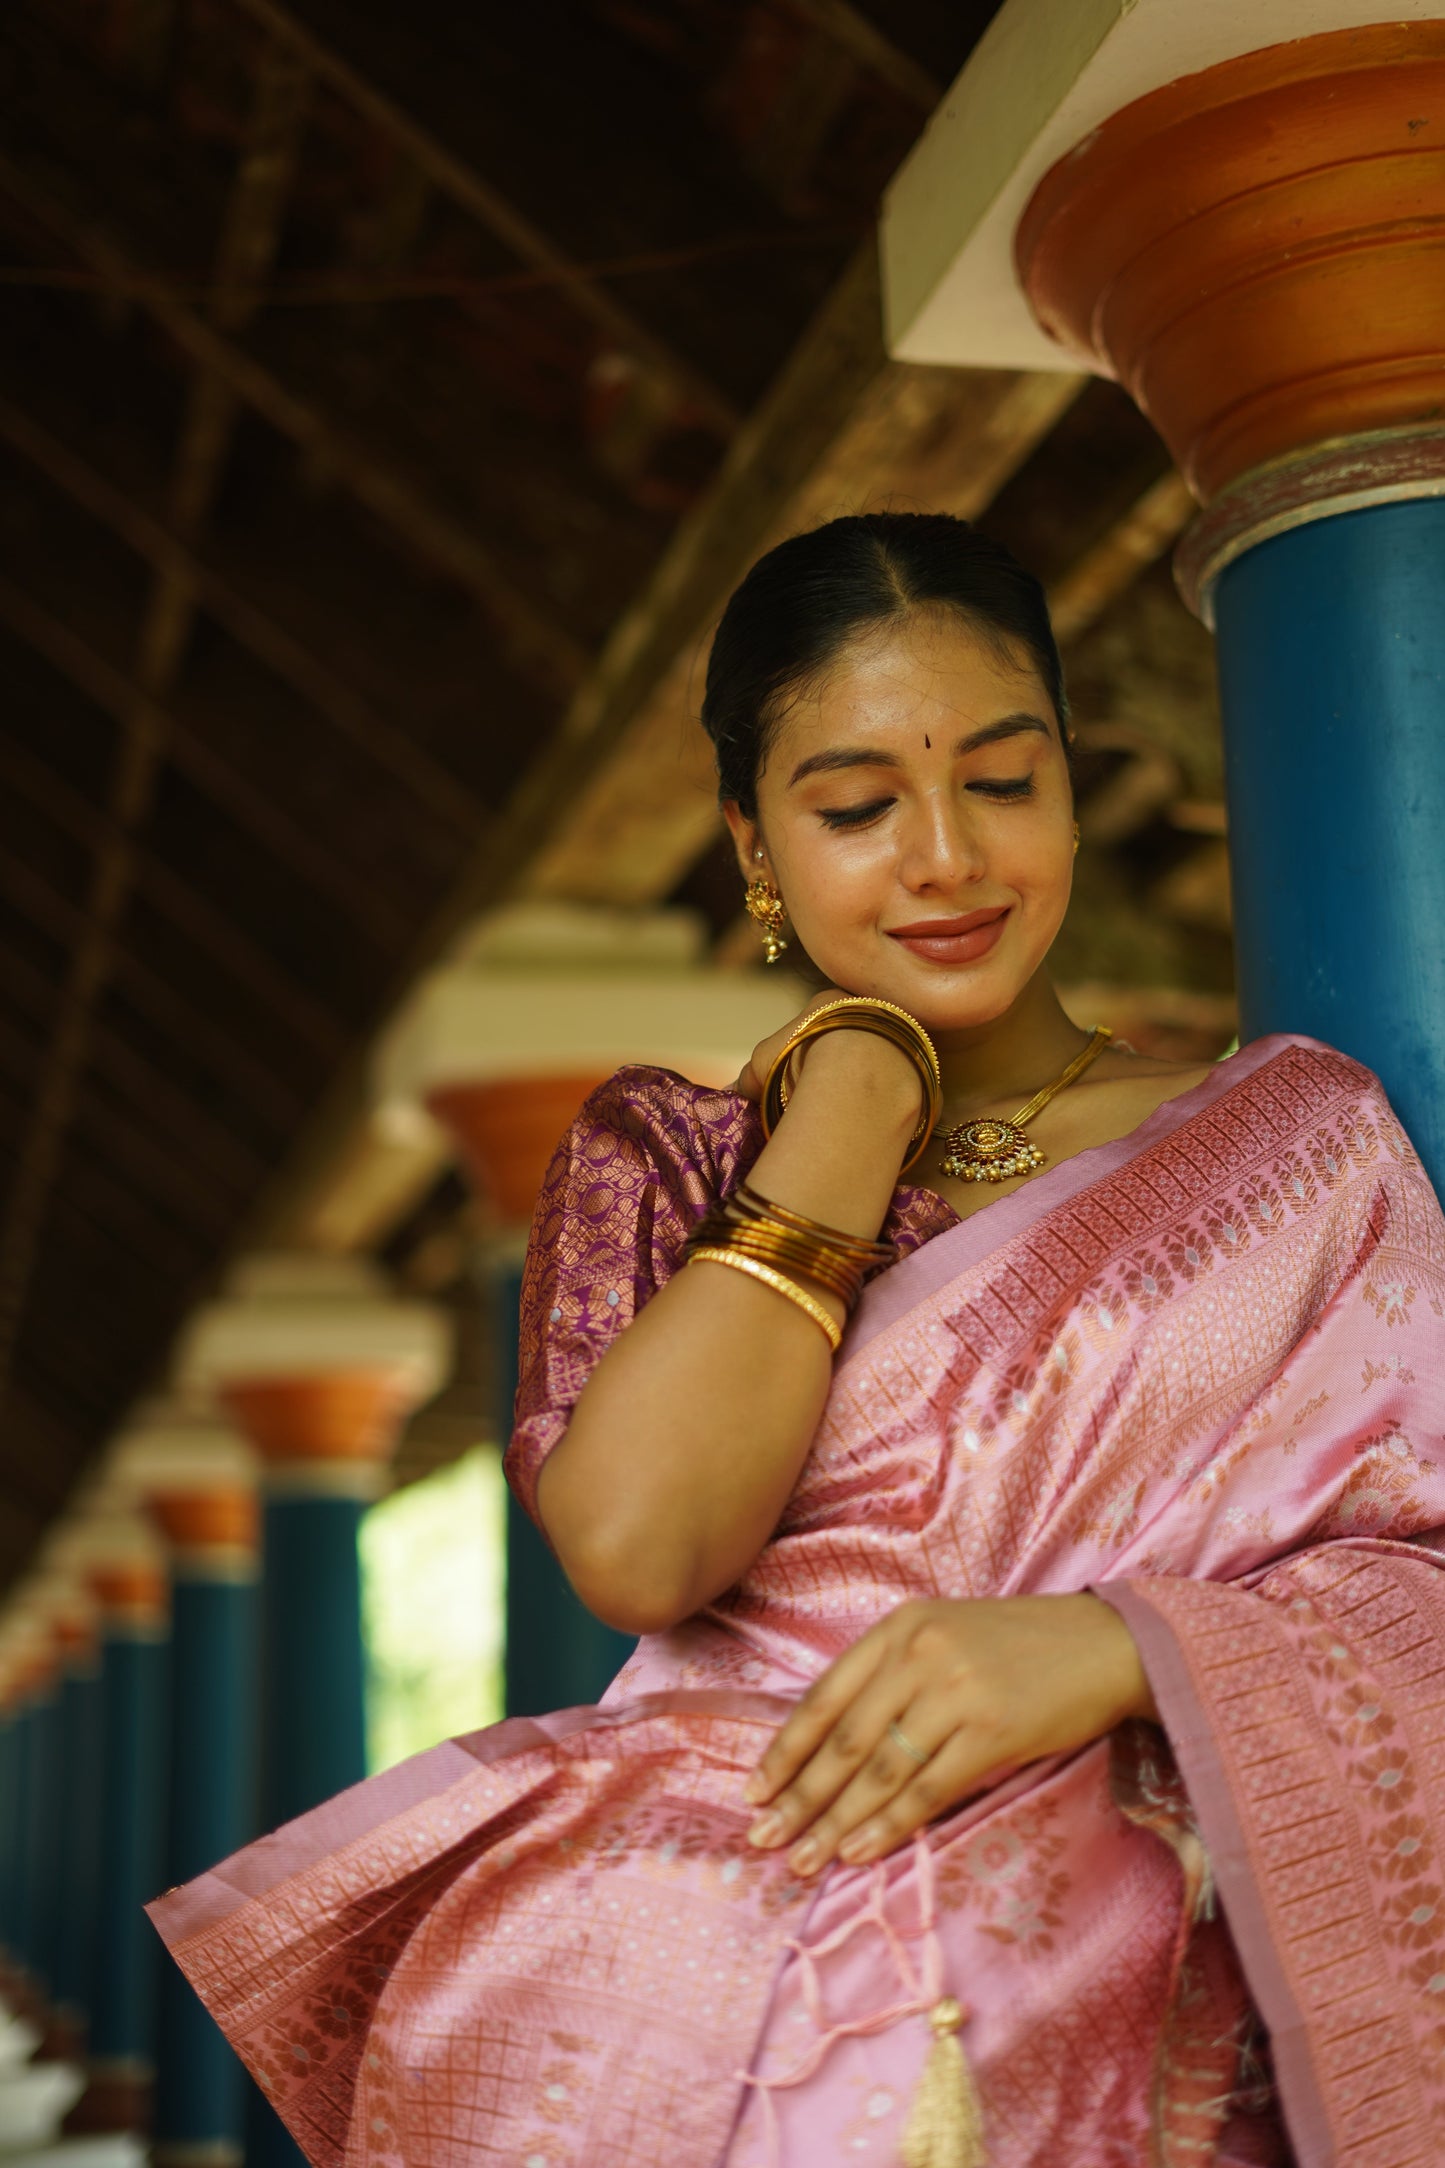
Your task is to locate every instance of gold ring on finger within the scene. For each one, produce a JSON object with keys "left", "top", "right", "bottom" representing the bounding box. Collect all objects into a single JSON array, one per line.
[{"left": 888, "top": 1720, "right": 930, "bottom": 1767}]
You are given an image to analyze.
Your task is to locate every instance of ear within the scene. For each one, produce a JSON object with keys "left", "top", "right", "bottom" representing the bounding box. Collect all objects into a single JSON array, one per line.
[{"left": 722, "top": 800, "right": 765, "bottom": 886}]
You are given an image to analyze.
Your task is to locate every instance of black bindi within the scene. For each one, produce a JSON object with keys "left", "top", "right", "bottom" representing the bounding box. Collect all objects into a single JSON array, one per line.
[{"left": 924, "top": 734, "right": 932, "bottom": 749}]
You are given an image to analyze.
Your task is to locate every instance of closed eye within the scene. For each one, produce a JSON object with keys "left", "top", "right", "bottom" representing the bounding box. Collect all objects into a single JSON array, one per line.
[
  {"left": 971, "top": 776, "right": 1035, "bottom": 800},
  {"left": 818, "top": 799, "right": 894, "bottom": 830}
]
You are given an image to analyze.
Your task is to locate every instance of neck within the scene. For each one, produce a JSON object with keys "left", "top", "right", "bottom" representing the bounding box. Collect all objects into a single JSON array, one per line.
[{"left": 931, "top": 969, "right": 1090, "bottom": 1117}]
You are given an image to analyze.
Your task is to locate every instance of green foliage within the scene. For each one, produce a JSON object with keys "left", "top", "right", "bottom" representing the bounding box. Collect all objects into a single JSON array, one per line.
[{"left": 360, "top": 1447, "right": 506, "bottom": 1772}]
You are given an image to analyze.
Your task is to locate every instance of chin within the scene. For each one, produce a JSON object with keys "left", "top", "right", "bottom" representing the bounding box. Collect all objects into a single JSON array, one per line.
[{"left": 826, "top": 949, "right": 1026, "bottom": 1032}]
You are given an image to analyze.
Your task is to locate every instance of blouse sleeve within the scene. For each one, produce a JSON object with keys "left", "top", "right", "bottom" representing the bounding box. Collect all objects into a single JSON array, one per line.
[{"left": 504, "top": 1065, "right": 761, "bottom": 1529}]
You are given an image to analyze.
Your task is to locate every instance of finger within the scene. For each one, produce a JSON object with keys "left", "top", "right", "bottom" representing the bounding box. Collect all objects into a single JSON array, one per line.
[
  {"left": 745, "top": 1630, "right": 890, "bottom": 1809},
  {"left": 834, "top": 1732, "right": 1024, "bottom": 1870},
  {"left": 784, "top": 1700, "right": 955, "bottom": 1875},
  {"left": 747, "top": 1661, "right": 919, "bottom": 1853}
]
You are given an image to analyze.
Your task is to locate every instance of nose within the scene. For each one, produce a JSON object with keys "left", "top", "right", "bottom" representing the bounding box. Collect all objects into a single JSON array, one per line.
[{"left": 896, "top": 789, "right": 984, "bottom": 893}]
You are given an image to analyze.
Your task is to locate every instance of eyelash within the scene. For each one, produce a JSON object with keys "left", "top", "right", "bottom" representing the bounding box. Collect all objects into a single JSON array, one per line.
[{"left": 818, "top": 777, "right": 1035, "bottom": 829}]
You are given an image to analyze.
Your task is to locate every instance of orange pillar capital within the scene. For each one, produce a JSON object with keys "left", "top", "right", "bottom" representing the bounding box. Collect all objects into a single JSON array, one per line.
[{"left": 1015, "top": 21, "right": 1445, "bottom": 505}]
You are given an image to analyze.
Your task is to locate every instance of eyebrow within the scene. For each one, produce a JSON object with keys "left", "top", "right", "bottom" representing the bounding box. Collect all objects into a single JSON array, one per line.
[{"left": 787, "top": 713, "right": 1052, "bottom": 788}]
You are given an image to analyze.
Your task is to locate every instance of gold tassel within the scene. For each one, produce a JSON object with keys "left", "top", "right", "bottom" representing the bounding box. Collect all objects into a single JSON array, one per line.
[{"left": 901, "top": 1997, "right": 986, "bottom": 2168}]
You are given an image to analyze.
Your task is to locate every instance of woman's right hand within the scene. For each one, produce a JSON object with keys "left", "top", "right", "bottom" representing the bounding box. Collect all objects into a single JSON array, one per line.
[
  {"left": 731, "top": 989, "right": 846, "bottom": 1103},
  {"left": 731, "top": 990, "right": 924, "bottom": 1128}
]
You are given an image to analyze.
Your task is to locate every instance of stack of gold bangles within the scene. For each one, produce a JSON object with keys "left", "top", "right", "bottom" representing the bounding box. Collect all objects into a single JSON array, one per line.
[
  {"left": 685, "top": 998, "right": 941, "bottom": 1355},
  {"left": 686, "top": 1182, "right": 894, "bottom": 1354}
]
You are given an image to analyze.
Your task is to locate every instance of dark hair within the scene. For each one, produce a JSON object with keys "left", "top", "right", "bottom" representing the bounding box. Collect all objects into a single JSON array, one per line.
[{"left": 701, "top": 512, "right": 1067, "bottom": 819}]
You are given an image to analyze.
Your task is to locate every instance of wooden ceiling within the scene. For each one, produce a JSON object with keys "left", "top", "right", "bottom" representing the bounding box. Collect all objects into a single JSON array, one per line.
[{"left": 0, "top": 0, "right": 1236, "bottom": 1587}]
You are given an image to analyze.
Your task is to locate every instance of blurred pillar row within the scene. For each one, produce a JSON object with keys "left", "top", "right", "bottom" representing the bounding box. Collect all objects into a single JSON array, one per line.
[{"left": 0, "top": 915, "right": 799, "bottom": 2163}]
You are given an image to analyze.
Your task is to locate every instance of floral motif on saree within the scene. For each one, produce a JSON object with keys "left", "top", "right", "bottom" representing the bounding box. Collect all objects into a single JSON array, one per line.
[{"left": 149, "top": 1035, "right": 1445, "bottom": 2168}]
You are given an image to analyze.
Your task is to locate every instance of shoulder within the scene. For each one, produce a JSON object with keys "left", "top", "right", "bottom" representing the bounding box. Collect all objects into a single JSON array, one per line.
[
  {"left": 577, "top": 1062, "right": 756, "bottom": 1142},
  {"left": 534, "top": 1064, "right": 765, "bottom": 1230},
  {"left": 1230, "top": 1031, "right": 1388, "bottom": 1109},
  {"left": 1226, "top": 1033, "right": 1434, "bottom": 1190}
]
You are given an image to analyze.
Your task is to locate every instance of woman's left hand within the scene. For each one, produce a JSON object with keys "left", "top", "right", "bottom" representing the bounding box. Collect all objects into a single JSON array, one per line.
[{"left": 744, "top": 1593, "right": 1157, "bottom": 1878}]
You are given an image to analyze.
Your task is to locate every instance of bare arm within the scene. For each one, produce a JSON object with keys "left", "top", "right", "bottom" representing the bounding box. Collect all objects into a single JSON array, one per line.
[{"left": 536, "top": 1026, "right": 920, "bottom": 1635}]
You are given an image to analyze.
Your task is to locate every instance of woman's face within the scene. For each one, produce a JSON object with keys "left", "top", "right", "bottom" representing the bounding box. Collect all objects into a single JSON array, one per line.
[{"left": 727, "top": 611, "right": 1074, "bottom": 1031}]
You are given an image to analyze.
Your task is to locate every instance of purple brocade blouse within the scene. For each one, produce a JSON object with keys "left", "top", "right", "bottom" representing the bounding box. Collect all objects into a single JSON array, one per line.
[{"left": 508, "top": 1065, "right": 959, "bottom": 1526}]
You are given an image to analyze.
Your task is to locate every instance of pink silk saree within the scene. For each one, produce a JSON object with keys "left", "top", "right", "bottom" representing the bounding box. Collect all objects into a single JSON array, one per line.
[{"left": 149, "top": 1034, "right": 1445, "bottom": 2168}]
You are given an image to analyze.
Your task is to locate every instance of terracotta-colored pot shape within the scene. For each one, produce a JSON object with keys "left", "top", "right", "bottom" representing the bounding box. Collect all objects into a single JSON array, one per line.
[
  {"left": 427, "top": 1072, "right": 612, "bottom": 1225},
  {"left": 222, "top": 1374, "right": 409, "bottom": 1465},
  {"left": 149, "top": 1486, "right": 259, "bottom": 1552},
  {"left": 89, "top": 1560, "right": 168, "bottom": 1617},
  {"left": 1016, "top": 22, "right": 1445, "bottom": 499}
]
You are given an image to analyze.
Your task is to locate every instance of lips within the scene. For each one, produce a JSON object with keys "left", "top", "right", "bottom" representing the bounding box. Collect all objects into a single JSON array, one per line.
[{"left": 885, "top": 905, "right": 1010, "bottom": 965}]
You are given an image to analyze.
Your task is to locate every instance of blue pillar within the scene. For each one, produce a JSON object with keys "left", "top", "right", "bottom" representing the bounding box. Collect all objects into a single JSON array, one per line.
[
  {"left": 492, "top": 1257, "right": 633, "bottom": 1717},
  {"left": 1212, "top": 496, "right": 1445, "bottom": 1189},
  {"left": 259, "top": 1486, "right": 368, "bottom": 1829},
  {"left": 5, "top": 1695, "right": 35, "bottom": 1984},
  {"left": 154, "top": 1541, "right": 258, "bottom": 2168},
  {"left": 52, "top": 1636, "right": 105, "bottom": 2048},
  {"left": 87, "top": 1590, "right": 170, "bottom": 2125},
  {"left": 249, "top": 1464, "right": 376, "bottom": 2168},
  {"left": 28, "top": 1683, "right": 64, "bottom": 2001},
  {"left": 6, "top": 1672, "right": 64, "bottom": 2002},
  {"left": 0, "top": 1702, "right": 16, "bottom": 1969}
]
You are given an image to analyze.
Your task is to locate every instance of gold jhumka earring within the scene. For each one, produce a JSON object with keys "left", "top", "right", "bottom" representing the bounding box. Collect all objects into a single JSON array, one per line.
[
  {"left": 744, "top": 852, "right": 789, "bottom": 964},
  {"left": 1073, "top": 820, "right": 1081, "bottom": 855}
]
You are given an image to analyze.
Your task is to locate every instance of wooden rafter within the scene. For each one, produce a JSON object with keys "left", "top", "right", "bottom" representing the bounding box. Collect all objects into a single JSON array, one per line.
[
  {"left": 0, "top": 398, "right": 486, "bottom": 842},
  {"left": 0, "top": 936, "right": 276, "bottom": 1199},
  {"left": 785, "top": 0, "right": 943, "bottom": 111},
  {"left": 1, "top": 1390, "right": 87, "bottom": 1522},
  {"left": 0, "top": 150, "right": 590, "bottom": 700},
  {"left": 0, "top": 37, "right": 332, "bottom": 1413},
  {"left": 0, "top": 781, "right": 309, "bottom": 1140},
  {"left": 0, "top": 1019, "right": 239, "bottom": 1253},
  {"left": 0, "top": 578, "right": 411, "bottom": 946},
  {"left": 223, "top": 0, "right": 740, "bottom": 435},
  {"left": 1048, "top": 471, "right": 1197, "bottom": 647},
  {"left": 0, "top": 727, "right": 343, "bottom": 1061}
]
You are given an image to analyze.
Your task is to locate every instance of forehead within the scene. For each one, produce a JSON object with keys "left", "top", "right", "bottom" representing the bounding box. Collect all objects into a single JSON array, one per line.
[{"left": 783, "top": 614, "right": 1048, "bottom": 745}]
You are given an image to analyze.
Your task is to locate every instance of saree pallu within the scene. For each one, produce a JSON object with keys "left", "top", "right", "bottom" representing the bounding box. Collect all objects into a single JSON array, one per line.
[{"left": 148, "top": 1036, "right": 1445, "bottom": 2168}]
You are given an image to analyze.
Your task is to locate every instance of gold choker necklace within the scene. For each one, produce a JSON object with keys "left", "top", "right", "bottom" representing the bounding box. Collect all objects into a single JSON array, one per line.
[{"left": 939, "top": 1026, "right": 1113, "bottom": 1183}]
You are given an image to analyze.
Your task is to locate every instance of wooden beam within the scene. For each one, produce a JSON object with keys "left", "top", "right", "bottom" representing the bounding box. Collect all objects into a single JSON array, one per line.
[
  {"left": 0, "top": 850, "right": 309, "bottom": 1139},
  {"left": 0, "top": 39, "right": 328, "bottom": 1427},
  {"left": 0, "top": 946, "right": 264, "bottom": 1204},
  {"left": 0, "top": 576, "right": 410, "bottom": 946},
  {"left": 0, "top": 1030, "right": 233, "bottom": 1262},
  {"left": 1047, "top": 470, "right": 1197, "bottom": 647},
  {"left": 222, "top": 0, "right": 739, "bottom": 435},
  {"left": 0, "top": 1388, "right": 90, "bottom": 1525},
  {"left": 0, "top": 150, "right": 589, "bottom": 700},
  {"left": 785, "top": 0, "right": 943, "bottom": 111},
  {"left": 0, "top": 700, "right": 345, "bottom": 1062},
  {"left": 0, "top": 395, "right": 485, "bottom": 841}
]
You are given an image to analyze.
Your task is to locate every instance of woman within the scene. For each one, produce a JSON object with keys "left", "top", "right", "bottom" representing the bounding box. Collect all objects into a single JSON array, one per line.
[{"left": 152, "top": 515, "right": 1445, "bottom": 2168}]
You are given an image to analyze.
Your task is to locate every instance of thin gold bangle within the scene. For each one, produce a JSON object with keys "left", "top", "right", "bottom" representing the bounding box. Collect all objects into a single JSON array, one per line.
[
  {"left": 733, "top": 1182, "right": 894, "bottom": 1265},
  {"left": 688, "top": 1246, "right": 843, "bottom": 1353},
  {"left": 698, "top": 1226, "right": 862, "bottom": 1308}
]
